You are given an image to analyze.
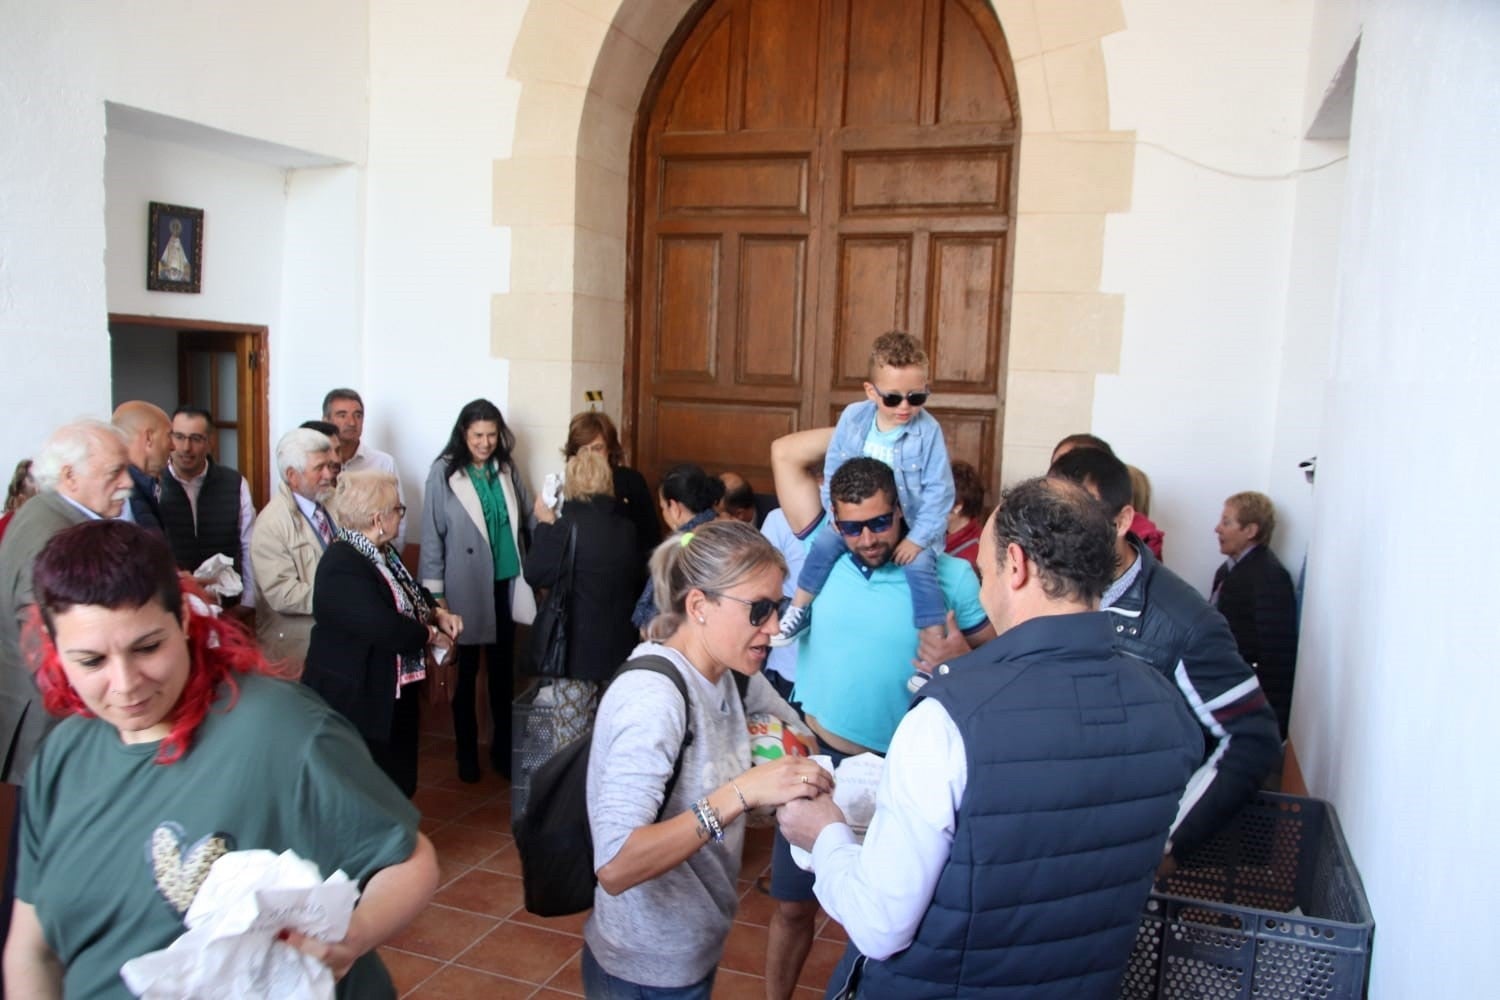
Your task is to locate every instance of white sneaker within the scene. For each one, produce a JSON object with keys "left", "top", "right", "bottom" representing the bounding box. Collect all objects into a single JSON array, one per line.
[{"left": 769, "top": 604, "right": 810, "bottom": 647}]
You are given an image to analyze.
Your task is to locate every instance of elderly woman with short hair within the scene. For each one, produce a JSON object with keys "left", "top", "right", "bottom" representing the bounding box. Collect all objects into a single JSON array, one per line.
[{"left": 305, "top": 470, "right": 462, "bottom": 796}]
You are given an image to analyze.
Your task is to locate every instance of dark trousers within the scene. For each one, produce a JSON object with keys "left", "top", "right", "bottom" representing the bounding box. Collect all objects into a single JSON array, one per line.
[
  {"left": 365, "top": 686, "right": 422, "bottom": 798},
  {"left": 453, "top": 580, "right": 516, "bottom": 778}
]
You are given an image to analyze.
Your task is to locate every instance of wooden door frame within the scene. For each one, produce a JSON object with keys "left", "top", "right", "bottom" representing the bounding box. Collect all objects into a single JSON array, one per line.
[{"left": 108, "top": 313, "right": 270, "bottom": 508}]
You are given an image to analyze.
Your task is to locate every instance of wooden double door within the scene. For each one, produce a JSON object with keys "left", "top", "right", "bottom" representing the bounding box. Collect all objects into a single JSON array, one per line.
[{"left": 631, "top": 0, "right": 1020, "bottom": 502}]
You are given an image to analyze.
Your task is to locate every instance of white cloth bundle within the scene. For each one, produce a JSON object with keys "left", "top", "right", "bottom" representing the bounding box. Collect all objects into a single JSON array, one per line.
[
  {"left": 121, "top": 850, "right": 358, "bottom": 1000},
  {"left": 788, "top": 753, "right": 884, "bottom": 871},
  {"left": 191, "top": 553, "right": 243, "bottom": 600}
]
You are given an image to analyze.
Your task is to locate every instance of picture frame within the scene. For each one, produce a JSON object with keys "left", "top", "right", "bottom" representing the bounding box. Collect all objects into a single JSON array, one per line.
[{"left": 146, "top": 202, "right": 204, "bottom": 293}]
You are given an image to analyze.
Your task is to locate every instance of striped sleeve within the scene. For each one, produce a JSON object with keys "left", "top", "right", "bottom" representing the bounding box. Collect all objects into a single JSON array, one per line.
[{"left": 1165, "top": 607, "right": 1283, "bottom": 855}]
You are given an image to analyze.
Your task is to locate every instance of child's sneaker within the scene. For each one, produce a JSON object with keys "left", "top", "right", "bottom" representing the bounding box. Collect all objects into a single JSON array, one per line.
[{"left": 769, "top": 604, "right": 810, "bottom": 647}]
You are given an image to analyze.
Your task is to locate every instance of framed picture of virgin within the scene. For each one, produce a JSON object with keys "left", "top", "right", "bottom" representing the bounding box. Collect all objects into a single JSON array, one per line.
[{"left": 146, "top": 202, "right": 204, "bottom": 293}]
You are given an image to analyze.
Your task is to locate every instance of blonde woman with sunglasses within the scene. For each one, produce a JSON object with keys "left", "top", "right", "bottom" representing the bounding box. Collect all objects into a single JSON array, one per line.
[{"left": 584, "top": 521, "right": 830, "bottom": 999}]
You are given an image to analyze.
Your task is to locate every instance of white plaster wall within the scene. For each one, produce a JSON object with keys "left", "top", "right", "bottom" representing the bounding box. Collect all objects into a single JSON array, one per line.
[
  {"left": 0, "top": 0, "right": 368, "bottom": 473},
  {"left": 362, "top": 0, "right": 528, "bottom": 525},
  {"left": 1266, "top": 144, "right": 1346, "bottom": 582},
  {"left": 1296, "top": 1, "right": 1500, "bottom": 992},
  {"left": 277, "top": 166, "right": 367, "bottom": 457},
  {"left": 105, "top": 130, "right": 289, "bottom": 327},
  {"left": 1096, "top": 0, "right": 1314, "bottom": 592}
]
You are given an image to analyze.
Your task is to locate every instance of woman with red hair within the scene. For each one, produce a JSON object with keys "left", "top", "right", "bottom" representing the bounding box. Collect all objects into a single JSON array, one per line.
[{"left": 2, "top": 520, "right": 437, "bottom": 998}]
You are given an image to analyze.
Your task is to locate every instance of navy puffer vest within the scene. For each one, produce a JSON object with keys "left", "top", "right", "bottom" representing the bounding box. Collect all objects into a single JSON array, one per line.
[{"left": 856, "top": 613, "right": 1201, "bottom": 999}]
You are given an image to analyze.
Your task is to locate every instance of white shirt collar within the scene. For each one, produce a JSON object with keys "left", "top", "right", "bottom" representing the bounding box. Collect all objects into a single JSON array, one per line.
[
  {"left": 58, "top": 494, "right": 105, "bottom": 521},
  {"left": 167, "top": 459, "right": 208, "bottom": 487},
  {"left": 291, "top": 491, "right": 320, "bottom": 520}
]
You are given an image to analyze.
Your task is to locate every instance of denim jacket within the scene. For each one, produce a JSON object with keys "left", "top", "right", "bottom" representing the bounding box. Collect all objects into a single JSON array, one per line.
[{"left": 821, "top": 400, "right": 954, "bottom": 550}]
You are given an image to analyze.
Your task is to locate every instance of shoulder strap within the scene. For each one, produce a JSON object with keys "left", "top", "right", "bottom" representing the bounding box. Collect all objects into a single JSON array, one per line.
[
  {"left": 561, "top": 520, "right": 577, "bottom": 588},
  {"left": 616, "top": 654, "right": 694, "bottom": 817}
]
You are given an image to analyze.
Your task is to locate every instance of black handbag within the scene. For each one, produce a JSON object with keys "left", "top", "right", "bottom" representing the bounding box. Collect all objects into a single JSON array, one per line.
[{"left": 525, "top": 520, "right": 575, "bottom": 678}]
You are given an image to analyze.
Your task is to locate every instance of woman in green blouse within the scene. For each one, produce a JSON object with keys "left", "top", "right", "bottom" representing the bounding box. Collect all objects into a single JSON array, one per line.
[{"left": 419, "top": 399, "right": 536, "bottom": 783}]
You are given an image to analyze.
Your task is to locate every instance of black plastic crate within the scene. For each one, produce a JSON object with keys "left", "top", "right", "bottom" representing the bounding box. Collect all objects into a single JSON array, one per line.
[{"left": 1119, "top": 792, "right": 1374, "bottom": 1000}]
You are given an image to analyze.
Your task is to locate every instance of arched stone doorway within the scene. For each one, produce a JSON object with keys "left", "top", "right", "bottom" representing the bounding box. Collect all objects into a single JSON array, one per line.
[
  {"left": 632, "top": 0, "right": 1019, "bottom": 493},
  {"left": 497, "top": 0, "right": 1131, "bottom": 491}
]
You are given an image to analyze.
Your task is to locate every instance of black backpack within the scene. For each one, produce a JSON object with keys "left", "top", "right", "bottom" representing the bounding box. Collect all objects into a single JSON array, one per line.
[{"left": 512, "top": 655, "right": 694, "bottom": 917}]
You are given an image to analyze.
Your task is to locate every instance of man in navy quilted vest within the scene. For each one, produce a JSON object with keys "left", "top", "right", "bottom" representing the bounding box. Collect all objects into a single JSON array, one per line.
[{"left": 778, "top": 477, "right": 1203, "bottom": 999}]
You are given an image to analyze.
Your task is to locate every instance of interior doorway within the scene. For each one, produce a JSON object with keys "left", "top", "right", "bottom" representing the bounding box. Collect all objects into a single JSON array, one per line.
[
  {"left": 108, "top": 314, "right": 271, "bottom": 508},
  {"left": 629, "top": 0, "right": 1020, "bottom": 498}
]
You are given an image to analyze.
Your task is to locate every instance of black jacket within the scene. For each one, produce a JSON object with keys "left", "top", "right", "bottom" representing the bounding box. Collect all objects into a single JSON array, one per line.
[
  {"left": 1213, "top": 545, "right": 1299, "bottom": 738},
  {"left": 304, "top": 540, "right": 430, "bottom": 743},
  {"left": 612, "top": 465, "right": 661, "bottom": 569},
  {"left": 524, "top": 496, "right": 642, "bottom": 682},
  {"left": 126, "top": 466, "right": 165, "bottom": 535},
  {"left": 1105, "top": 536, "right": 1283, "bottom": 856}
]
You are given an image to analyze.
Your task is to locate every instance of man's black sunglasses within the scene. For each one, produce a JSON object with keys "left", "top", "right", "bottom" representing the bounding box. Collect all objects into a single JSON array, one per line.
[
  {"left": 834, "top": 512, "right": 895, "bottom": 537},
  {"left": 872, "top": 387, "right": 930, "bottom": 408},
  {"left": 711, "top": 593, "right": 792, "bottom": 627}
]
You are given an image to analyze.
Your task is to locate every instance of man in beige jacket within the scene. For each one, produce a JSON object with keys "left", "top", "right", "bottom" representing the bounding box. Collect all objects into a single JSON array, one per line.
[{"left": 250, "top": 428, "right": 339, "bottom": 677}]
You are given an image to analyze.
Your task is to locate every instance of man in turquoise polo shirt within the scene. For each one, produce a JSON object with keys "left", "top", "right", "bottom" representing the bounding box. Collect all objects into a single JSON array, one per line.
[{"left": 762, "top": 429, "right": 993, "bottom": 999}]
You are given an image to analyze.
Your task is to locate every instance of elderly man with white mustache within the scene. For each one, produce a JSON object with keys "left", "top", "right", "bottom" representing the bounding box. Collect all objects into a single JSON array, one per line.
[
  {"left": 250, "top": 427, "right": 341, "bottom": 676},
  {"left": 0, "top": 419, "right": 135, "bottom": 783}
]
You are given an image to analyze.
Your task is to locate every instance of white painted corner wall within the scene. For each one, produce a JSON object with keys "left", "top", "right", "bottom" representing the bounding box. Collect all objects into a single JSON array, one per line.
[
  {"left": 361, "top": 0, "right": 527, "bottom": 527},
  {"left": 1097, "top": 0, "right": 1319, "bottom": 593},
  {"left": 0, "top": 0, "right": 369, "bottom": 473},
  {"left": 1294, "top": 1, "right": 1500, "bottom": 995},
  {"left": 106, "top": 131, "right": 289, "bottom": 328}
]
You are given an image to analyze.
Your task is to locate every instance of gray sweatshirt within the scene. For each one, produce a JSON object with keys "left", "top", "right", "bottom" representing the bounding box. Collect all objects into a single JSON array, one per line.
[{"left": 584, "top": 643, "right": 799, "bottom": 988}]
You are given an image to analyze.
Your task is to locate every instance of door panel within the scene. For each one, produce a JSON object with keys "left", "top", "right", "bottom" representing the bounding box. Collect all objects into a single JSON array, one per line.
[
  {"left": 661, "top": 157, "right": 808, "bottom": 215},
  {"left": 633, "top": 0, "right": 1018, "bottom": 502},
  {"left": 655, "top": 238, "right": 721, "bottom": 380},
  {"left": 834, "top": 236, "right": 912, "bottom": 388},
  {"left": 928, "top": 234, "right": 1005, "bottom": 389},
  {"left": 843, "top": 0, "right": 926, "bottom": 127},
  {"left": 736, "top": 237, "right": 806, "bottom": 385},
  {"left": 743, "top": 0, "right": 822, "bottom": 130}
]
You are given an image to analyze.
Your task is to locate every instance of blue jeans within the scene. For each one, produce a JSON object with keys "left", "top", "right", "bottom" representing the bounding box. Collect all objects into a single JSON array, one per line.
[
  {"left": 797, "top": 524, "right": 947, "bottom": 629},
  {"left": 581, "top": 944, "right": 715, "bottom": 999}
]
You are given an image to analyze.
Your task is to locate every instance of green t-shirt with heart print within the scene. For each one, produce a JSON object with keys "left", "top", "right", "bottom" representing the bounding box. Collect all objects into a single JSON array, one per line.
[{"left": 16, "top": 672, "right": 418, "bottom": 999}]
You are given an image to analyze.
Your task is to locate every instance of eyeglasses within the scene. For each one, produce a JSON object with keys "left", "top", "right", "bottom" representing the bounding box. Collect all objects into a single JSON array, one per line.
[
  {"left": 871, "top": 387, "right": 930, "bottom": 408},
  {"left": 710, "top": 593, "right": 791, "bottom": 627},
  {"left": 834, "top": 512, "right": 895, "bottom": 537},
  {"left": 170, "top": 432, "right": 209, "bottom": 446},
  {"left": 387, "top": 504, "right": 407, "bottom": 518}
]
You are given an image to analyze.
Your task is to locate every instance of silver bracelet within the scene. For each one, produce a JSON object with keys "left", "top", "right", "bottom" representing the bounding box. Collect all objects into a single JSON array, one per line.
[
  {"left": 730, "top": 780, "right": 750, "bottom": 815},
  {"left": 692, "top": 798, "right": 725, "bottom": 844}
]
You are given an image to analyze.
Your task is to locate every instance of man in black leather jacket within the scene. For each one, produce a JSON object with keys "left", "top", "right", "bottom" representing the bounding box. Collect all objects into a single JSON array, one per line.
[{"left": 1046, "top": 449, "right": 1281, "bottom": 860}]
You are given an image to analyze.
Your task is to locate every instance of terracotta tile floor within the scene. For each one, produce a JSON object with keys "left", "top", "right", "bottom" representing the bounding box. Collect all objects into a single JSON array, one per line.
[{"left": 379, "top": 715, "right": 844, "bottom": 998}]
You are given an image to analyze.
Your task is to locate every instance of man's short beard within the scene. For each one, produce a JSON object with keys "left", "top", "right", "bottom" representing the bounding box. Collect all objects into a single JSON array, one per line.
[{"left": 852, "top": 540, "right": 893, "bottom": 569}]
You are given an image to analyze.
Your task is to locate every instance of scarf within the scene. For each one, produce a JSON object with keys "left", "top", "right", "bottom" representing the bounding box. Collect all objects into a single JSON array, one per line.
[{"left": 337, "top": 527, "right": 433, "bottom": 690}]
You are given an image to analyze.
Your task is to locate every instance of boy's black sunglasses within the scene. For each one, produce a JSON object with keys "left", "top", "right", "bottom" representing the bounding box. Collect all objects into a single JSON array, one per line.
[
  {"left": 710, "top": 593, "right": 792, "bottom": 627},
  {"left": 873, "top": 387, "right": 930, "bottom": 408}
]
